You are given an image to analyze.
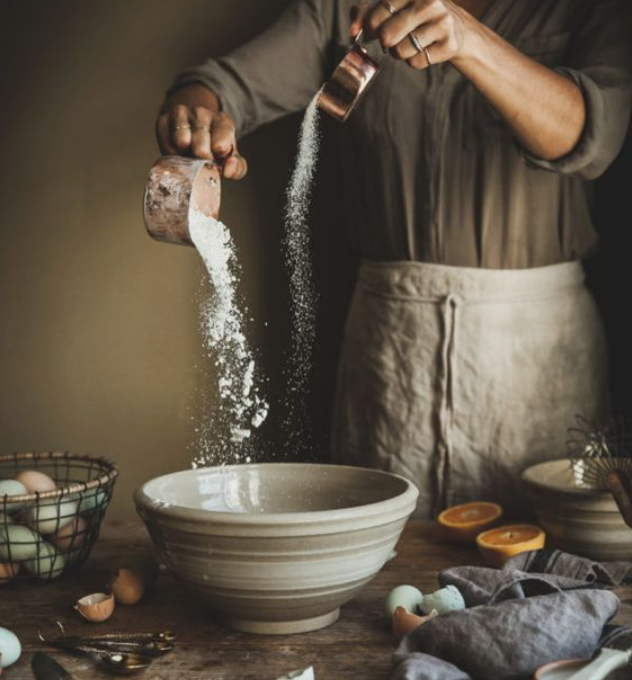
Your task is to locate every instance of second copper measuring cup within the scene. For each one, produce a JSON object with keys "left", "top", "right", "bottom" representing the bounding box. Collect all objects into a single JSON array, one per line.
[{"left": 318, "top": 30, "right": 380, "bottom": 122}]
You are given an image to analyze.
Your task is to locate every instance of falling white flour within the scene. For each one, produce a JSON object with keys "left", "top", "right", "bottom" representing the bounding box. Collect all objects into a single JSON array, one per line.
[
  {"left": 188, "top": 89, "right": 323, "bottom": 465},
  {"left": 281, "top": 90, "right": 323, "bottom": 457},
  {"left": 189, "top": 208, "right": 268, "bottom": 465}
]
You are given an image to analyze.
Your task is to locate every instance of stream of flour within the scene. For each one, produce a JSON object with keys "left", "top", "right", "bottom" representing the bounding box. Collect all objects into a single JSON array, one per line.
[
  {"left": 190, "top": 90, "right": 323, "bottom": 465},
  {"left": 189, "top": 208, "right": 268, "bottom": 466}
]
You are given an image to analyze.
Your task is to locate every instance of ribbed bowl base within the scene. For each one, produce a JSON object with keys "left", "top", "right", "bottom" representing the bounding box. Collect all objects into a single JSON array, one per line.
[{"left": 219, "top": 608, "right": 341, "bottom": 635}]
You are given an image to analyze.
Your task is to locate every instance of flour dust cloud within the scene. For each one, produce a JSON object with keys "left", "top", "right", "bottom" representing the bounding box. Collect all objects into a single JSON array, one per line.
[{"left": 189, "top": 208, "right": 268, "bottom": 466}]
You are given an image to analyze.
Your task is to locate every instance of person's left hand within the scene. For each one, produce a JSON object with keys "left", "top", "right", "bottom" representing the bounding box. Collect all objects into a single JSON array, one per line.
[{"left": 350, "top": 0, "right": 468, "bottom": 70}]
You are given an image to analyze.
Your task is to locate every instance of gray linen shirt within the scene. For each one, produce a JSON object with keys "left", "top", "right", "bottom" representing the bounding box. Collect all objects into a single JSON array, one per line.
[{"left": 172, "top": 0, "right": 632, "bottom": 268}]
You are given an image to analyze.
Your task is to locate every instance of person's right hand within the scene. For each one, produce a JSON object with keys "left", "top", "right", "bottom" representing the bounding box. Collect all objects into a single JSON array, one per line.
[{"left": 155, "top": 83, "right": 248, "bottom": 180}]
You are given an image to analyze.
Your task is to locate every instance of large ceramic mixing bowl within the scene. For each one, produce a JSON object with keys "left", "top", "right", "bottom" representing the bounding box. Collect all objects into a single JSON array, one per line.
[
  {"left": 134, "top": 463, "right": 419, "bottom": 634},
  {"left": 523, "top": 459, "right": 632, "bottom": 560}
]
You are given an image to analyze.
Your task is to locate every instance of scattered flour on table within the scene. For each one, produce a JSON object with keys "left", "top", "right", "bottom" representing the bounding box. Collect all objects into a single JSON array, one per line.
[
  {"left": 281, "top": 90, "right": 323, "bottom": 458},
  {"left": 189, "top": 208, "right": 268, "bottom": 466}
]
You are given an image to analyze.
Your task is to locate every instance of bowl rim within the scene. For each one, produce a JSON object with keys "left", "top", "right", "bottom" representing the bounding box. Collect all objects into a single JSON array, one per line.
[
  {"left": 521, "top": 459, "right": 611, "bottom": 497},
  {"left": 134, "top": 462, "right": 419, "bottom": 525}
]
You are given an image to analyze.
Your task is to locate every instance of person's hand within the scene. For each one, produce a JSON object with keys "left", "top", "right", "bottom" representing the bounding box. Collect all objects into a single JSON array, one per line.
[
  {"left": 350, "top": 0, "right": 468, "bottom": 70},
  {"left": 155, "top": 83, "right": 248, "bottom": 180}
]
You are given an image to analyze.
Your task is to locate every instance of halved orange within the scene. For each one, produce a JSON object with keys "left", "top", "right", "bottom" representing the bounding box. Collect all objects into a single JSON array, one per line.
[
  {"left": 437, "top": 501, "right": 503, "bottom": 543},
  {"left": 476, "top": 524, "right": 546, "bottom": 567}
]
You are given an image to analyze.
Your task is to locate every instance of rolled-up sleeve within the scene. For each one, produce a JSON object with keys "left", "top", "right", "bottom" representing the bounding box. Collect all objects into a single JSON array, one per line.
[
  {"left": 169, "top": 0, "right": 334, "bottom": 137},
  {"left": 521, "top": 0, "right": 632, "bottom": 180}
]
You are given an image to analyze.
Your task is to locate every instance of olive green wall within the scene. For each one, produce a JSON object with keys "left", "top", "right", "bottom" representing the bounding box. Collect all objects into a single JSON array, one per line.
[{"left": 0, "top": 1, "right": 350, "bottom": 521}]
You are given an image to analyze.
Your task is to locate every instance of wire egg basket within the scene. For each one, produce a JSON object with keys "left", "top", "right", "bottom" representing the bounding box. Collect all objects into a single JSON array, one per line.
[{"left": 0, "top": 451, "right": 118, "bottom": 583}]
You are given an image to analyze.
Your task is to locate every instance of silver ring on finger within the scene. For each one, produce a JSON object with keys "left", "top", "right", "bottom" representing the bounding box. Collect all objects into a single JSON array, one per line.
[
  {"left": 409, "top": 32, "right": 433, "bottom": 66},
  {"left": 172, "top": 124, "right": 191, "bottom": 131},
  {"left": 380, "top": 0, "right": 397, "bottom": 15}
]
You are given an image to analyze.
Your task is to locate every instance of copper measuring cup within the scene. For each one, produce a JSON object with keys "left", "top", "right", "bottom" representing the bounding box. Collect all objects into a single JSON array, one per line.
[
  {"left": 143, "top": 155, "right": 222, "bottom": 246},
  {"left": 318, "top": 30, "right": 380, "bottom": 122}
]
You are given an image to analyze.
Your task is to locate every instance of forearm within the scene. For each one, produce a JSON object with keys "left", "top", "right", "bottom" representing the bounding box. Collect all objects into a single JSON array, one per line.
[{"left": 451, "top": 9, "right": 585, "bottom": 161}]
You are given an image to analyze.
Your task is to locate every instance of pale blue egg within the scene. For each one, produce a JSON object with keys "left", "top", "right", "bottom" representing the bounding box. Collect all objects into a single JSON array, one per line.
[
  {"left": 0, "top": 626, "right": 21, "bottom": 668},
  {"left": 420, "top": 585, "right": 466, "bottom": 615},
  {"left": 24, "top": 499, "right": 77, "bottom": 534},
  {"left": 385, "top": 585, "right": 424, "bottom": 617},
  {"left": 0, "top": 480, "right": 28, "bottom": 512},
  {"left": 0, "top": 524, "right": 41, "bottom": 561},
  {"left": 23, "top": 542, "right": 66, "bottom": 580}
]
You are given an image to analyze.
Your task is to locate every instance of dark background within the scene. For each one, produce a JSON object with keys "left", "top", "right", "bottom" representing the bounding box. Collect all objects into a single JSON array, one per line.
[{"left": 0, "top": 1, "right": 630, "bottom": 521}]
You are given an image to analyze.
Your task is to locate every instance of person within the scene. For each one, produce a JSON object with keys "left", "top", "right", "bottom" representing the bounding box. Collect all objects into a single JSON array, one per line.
[{"left": 156, "top": 0, "right": 632, "bottom": 518}]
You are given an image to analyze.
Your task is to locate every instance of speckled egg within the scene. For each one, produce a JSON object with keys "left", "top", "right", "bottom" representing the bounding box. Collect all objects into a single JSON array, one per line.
[
  {"left": 385, "top": 585, "right": 424, "bottom": 618},
  {"left": 15, "top": 470, "right": 57, "bottom": 494},
  {"left": 0, "top": 626, "right": 21, "bottom": 668},
  {"left": 0, "top": 524, "right": 41, "bottom": 561},
  {"left": 420, "top": 585, "right": 466, "bottom": 615},
  {"left": 23, "top": 541, "right": 66, "bottom": 580}
]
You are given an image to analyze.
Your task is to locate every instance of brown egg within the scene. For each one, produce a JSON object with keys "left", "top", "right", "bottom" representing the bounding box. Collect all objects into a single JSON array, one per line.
[
  {"left": 15, "top": 471, "right": 56, "bottom": 494},
  {"left": 0, "top": 562, "right": 19, "bottom": 585},
  {"left": 53, "top": 516, "right": 88, "bottom": 551},
  {"left": 392, "top": 606, "right": 439, "bottom": 642},
  {"left": 74, "top": 592, "right": 115, "bottom": 622},
  {"left": 108, "top": 567, "right": 145, "bottom": 605}
]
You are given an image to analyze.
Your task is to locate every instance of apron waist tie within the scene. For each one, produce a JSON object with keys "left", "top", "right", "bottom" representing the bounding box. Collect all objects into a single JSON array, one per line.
[{"left": 435, "top": 293, "right": 461, "bottom": 515}]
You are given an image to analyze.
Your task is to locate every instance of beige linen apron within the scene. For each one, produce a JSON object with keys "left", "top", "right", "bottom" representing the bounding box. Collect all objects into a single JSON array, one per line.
[{"left": 331, "top": 260, "right": 609, "bottom": 519}]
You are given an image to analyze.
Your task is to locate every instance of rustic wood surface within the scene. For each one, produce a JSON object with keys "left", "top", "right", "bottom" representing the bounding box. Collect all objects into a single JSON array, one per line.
[{"left": 3, "top": 520, "right": 632, "bottom": 680}]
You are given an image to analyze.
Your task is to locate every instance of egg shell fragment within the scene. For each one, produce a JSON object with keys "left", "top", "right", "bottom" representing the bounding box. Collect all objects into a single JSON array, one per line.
[
  {"left": 274, "top": 667, "right": 315, "bottom": 680},
  {"left": 0, "top": 524, "right": 41, "bottom": 561},
  {"left": 23, "top": 542, "right": 66, "bottom": 580},
  {"left": 385, "top": 585, "right": 424, "bottom": 618},
  {"left": 0, "top": 626, "right": 21, "bottom": 668},
  {"left": 15, "top": 470, "right": 56, "bottom": 494},
  {"left": 420, "top": 585, "right": 466, "bottom": 615},
  {"left": 392, "top": 606, "right": 439, "bottom": 642},
  {"left": 74, "top": 592, "right": 115, "bottom": 623},
  {"left": 24, "top": 499, "right": 78, "bottom": 534}
]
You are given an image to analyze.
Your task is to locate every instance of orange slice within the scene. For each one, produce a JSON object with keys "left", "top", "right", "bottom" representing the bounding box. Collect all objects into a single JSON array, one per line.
[
  {"left": 437, "top": 501, "right": 503, "bottom": 542},
  {"left": 476, "top": 524, "right": 545, "bottom": 567}
]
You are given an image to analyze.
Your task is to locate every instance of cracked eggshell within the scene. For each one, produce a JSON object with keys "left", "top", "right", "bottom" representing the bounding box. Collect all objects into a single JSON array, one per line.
[
  {"left": 24, "top": 499, "right": 78, "bottom": 534},
  {"left": 274, "top": 667, "right": 315, "bottom": 680},
  {"left": 385, "top": 585, "right": 424, "bottom": 618},
  {"left": 0, "top": 524, "right": 41, "bottom": 561},
  {"left": 0, "top": 626, "right": 21, "bottom": 668},
  {"left": 420, "top": 585, "right": 466, "bottom": 615},
  {"left": 74, "top": 592, "right": 115, "bottom": 623},
  {"left": 23, "top": 542, "right": 66, "bottom": 580},
  {"left": 392, "top": 607, "right": 438, "bottom": 642}
]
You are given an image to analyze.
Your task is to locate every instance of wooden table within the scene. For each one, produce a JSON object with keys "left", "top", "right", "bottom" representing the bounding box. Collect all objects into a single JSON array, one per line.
[{"left": 4, "top": 520, "right": 632, "bottom": 680}]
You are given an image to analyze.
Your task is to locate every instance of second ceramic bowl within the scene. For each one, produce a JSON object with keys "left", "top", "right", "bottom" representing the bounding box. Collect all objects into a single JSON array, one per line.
[{"left": 523, "top": 459, "right": 632, "bottom": 560}]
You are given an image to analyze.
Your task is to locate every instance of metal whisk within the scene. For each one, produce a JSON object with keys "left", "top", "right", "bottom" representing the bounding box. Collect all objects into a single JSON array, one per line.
[{"left": 567, "top": 415, "right": 632, "bottom": 527}]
